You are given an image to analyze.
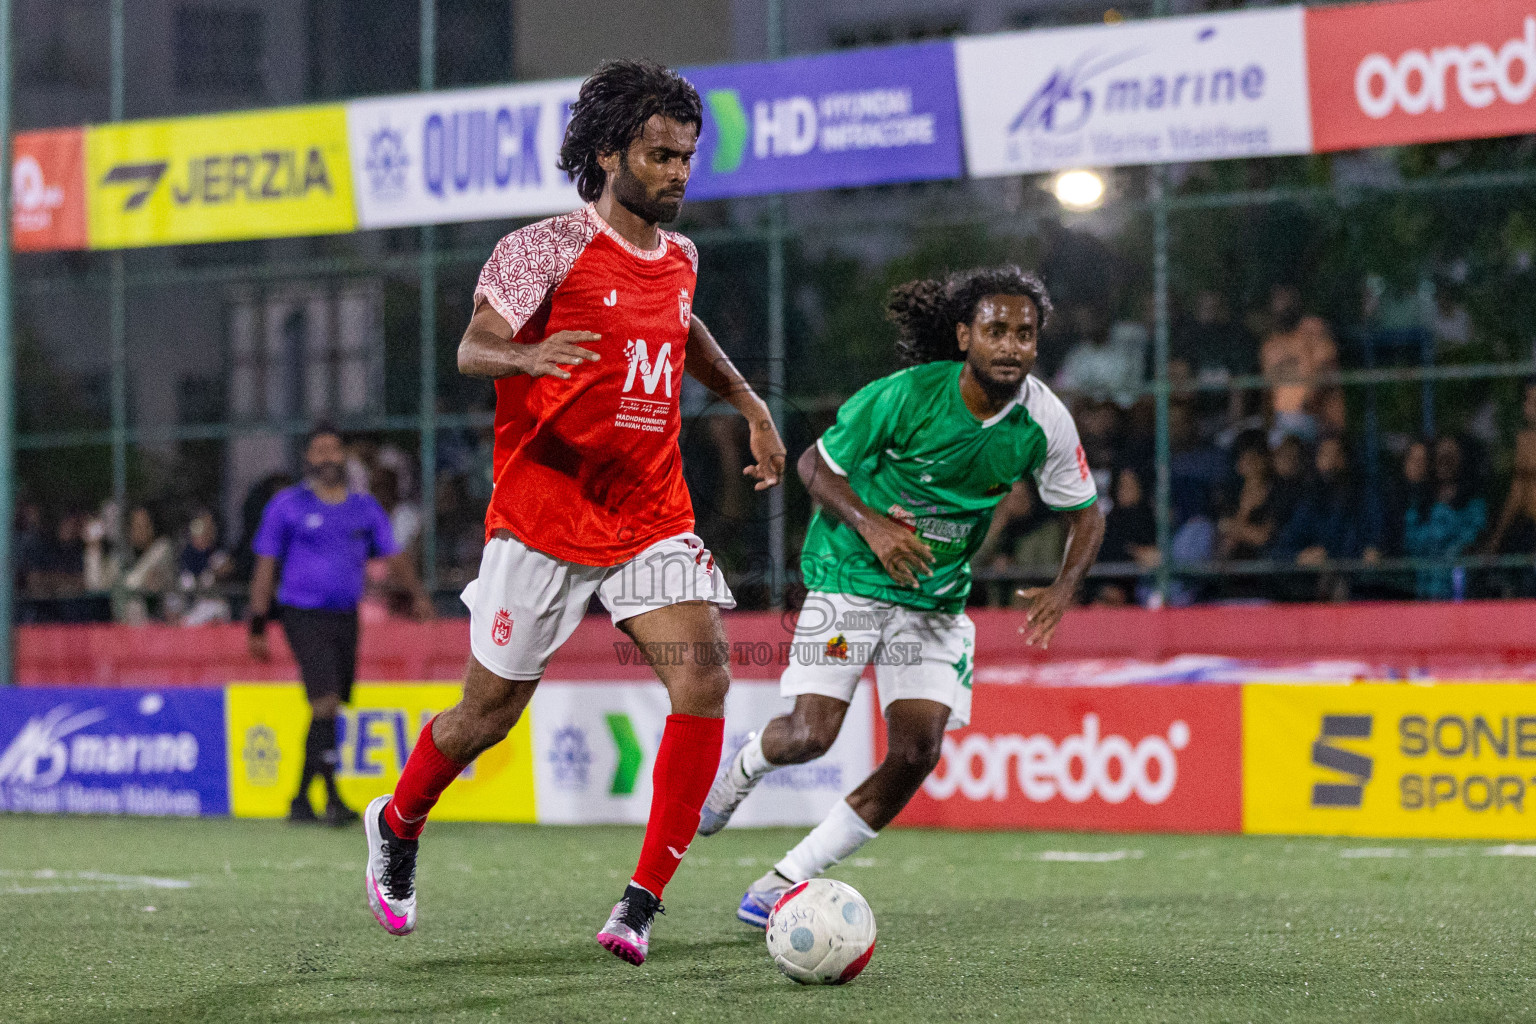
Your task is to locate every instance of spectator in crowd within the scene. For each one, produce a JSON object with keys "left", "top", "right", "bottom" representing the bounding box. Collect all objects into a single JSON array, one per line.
[
  {"left": 1175, "top": 289, "right": 1259, "bottom": 438},
  {"left": 1217, "top": 432, "right": 1279, "bottom": 561},
  {"left": 15, "top": 502, "right": 46, "bottom": 592},
  {"left": 1383, "top": 439, "right": 1431, "bottom": 559},
  {"left": 368, "top": 465, "right": 428, "bottom": 619},
  {"left": 85, "top": 503, "right": 178, "bottom": 622},
  {"left": 1404, "top": 435, "right": 1487, "bottom": 600},
  {"left": 30, "top": 511, "right": 86, "bottom": 599},
  {"left": 973, "top": 482, "right": 1067, "bottom": 606},
  {"left": 170, "top": 509, "right": 234, "bottom": 626},
  {"left": 1261, "top": 284, "right": 1344, "bottom": 446},
  {"left": 235, "top": 473, "right": 297, "bottom": 583},
  {"left": 370, "top": 466, "right": 422, "bottom": 559},
  {"left": 1094, "top": 465, "right": 1159, "bottom": 606},
  {"left": 1074, "top": 400, "right": 1122, "bottom": 502},
  {"left": 1268, "top": 434, "right": 1307, "bottom": 541},
  {"left": 1176, "top": 289, "right": 1259, "bottom": 381},
  {"left": 1484, "top": 380, "right": 1536, "bottom": 557},
  {"left": 432, "top": 471, "right": 485, "bottom": 588},
  {"left": 1054, "top": 305, "right": 1146, "bottom": 408},
  {"left": 1216, "top": 431, "right": 1281, "bottom": 600},
  {"left": 1273, "top": 435, "right": 1382, "bottom": 601},
  {"left": 1167, "top": 399, "right": 1224, "bottom": 570}
]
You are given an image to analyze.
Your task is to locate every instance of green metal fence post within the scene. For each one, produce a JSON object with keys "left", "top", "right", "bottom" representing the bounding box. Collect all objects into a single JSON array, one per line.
[
  {"left": 765, "top": 0, "right": 787, "bottom": 609},
  {"left": 1150, "top": 171, "right": 1172, "bottom": 606},
  {"left": 109, "top": 0, "right": 127, "bottom": 606},
  {"left": 1150, "top": 0, "right": 1172, "bottom": 606},
  {"left": 0, "top": 0, "right": 15, "bottom": 683},
  {"left": 418, "top": 0, "right": 438, "bottom": 596}
]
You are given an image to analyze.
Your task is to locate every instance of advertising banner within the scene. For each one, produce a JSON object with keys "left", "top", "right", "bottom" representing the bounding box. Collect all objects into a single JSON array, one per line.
[
  {"left": 897, "top": 684, "right": 1242, "bottom": 832},
  {"left": 12, "top": 128, "right": 88, "bottom": 251},
  {"left": 1244, "top": 683, "right": 1536, "bottom": 839},
  {"left": 955, "top": 8, "right": 1312, "bottom": 177},
  {"left": 226, "top": 683, "right": 535, "bottom": 822},
  {"left": 682, "top": 42, "right": 964, "bottom": 200},
  {"left": 0, "top": 687, "right": 227, "bottom": 816},
  {"left": 531, "top": 680, "right": 876, "bottom": 826},
  {"left": 86, "top": 105, "right": 356, "bottom": 249},
  {"left": 346, "top": 79, "right": 583, "bottom": 230},
  {"left": 1306, "top": 0, "right": 1536, "bottom": 152}
]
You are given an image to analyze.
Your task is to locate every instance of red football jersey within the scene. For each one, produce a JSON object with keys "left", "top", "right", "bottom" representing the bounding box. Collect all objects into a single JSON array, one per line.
[{"left": 473, "top": 204, "right": 699, "bottom": 566}]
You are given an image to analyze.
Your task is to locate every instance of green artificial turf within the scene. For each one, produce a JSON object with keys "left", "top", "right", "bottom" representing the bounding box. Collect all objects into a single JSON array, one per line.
[{"left": 4, "top": 816, "right": 1535, "bottom": 1023}]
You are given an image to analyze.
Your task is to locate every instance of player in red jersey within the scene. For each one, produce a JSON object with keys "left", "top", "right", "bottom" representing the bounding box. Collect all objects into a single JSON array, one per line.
[{"left": 362, "top": 60, "right": 786, "bottom": 965}]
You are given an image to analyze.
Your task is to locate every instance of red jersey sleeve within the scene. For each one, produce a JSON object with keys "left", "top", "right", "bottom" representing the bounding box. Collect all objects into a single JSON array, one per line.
[{"left": 473, "top": 208, "right": 598, "bottom": 335}]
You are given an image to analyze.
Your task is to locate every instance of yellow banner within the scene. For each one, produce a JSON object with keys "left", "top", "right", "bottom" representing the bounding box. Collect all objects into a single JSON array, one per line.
[
  {"left": 87, "top": 106, "right": 356, "bottom": 248},
  {"left": 1244, "top": 683, "right": 1536, "bottom": 839},
  {"left": 227, "top": 683, "right": 536, "bottom": 822}
]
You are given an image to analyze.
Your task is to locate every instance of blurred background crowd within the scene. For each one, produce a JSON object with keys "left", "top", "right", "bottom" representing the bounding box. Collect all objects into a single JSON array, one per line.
[{"left": 18, "top": 270, "right": 1536, "bottom": 624}]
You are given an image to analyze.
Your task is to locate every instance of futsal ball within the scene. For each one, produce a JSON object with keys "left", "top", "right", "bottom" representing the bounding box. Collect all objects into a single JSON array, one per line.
[{"left": 765, "top": 878, "right": 877, "bottom": 985}]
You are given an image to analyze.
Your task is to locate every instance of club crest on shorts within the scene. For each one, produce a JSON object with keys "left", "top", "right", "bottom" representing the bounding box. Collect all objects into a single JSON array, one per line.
[
  {"left": 826, "top": 634, "right": 850, "bottom": 661},
  {"left": 492, "top": 608, "right": 513, "bottom": 646},
  {"left": 678, "top": 288, "right": 692, "bottom": 328}
]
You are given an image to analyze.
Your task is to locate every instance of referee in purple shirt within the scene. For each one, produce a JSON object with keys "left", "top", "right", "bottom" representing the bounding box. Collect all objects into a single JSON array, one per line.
[{"left": 247, "top": 424, "right": 434, "bottom": 826}]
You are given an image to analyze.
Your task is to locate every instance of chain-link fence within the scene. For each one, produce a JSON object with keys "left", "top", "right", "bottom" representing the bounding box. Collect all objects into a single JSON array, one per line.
[{"left": 10, "top": 1, "right": 1536, "bottom": 626}]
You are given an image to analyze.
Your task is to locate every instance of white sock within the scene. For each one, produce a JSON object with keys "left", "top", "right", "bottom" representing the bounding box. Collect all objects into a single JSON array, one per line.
[
  {"left": 738, "top": 731, "right": 774, "bottom": 781},
  {"left": 774, "top": 799, "right": 878, "bottom": 884}
]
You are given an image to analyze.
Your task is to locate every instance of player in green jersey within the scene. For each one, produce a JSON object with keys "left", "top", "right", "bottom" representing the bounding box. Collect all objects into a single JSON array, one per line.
[{"left": 697, "top": 266, "right": 1106, "bottom": 926}]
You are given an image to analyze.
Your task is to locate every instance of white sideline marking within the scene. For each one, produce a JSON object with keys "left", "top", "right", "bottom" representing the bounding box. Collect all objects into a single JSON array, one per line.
[
  {"left": 0, "top": 869, "right": 193, "bottom": 895},
  {"left": 1037, "top": 850, "right": 1144, "bottom": 863},
  {"left": 1485, "top": 844, "right": 1536, "bottom": 857},
  {"left": 1340, "top": 848, "right": 1409, "bottom": 859}
]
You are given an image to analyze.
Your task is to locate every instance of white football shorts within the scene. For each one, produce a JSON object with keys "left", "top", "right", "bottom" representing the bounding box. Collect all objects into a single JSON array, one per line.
[
  {"left": 462, "top": 531, "right": 735, "bottom": 681},
  {"left": 779, "top": 590, "right": 975, "bottom": 731}
]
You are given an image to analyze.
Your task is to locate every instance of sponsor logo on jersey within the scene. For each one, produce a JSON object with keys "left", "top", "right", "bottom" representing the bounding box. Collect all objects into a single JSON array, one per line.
[
  {"left": 492, "top": 608, "right": 513, "bottom": 646},
  {"left": 678, "top": 288, "right": 692, "bottom": 327},
  {"left": 622, "top": 339, "right": 673, "bottom": 397}
]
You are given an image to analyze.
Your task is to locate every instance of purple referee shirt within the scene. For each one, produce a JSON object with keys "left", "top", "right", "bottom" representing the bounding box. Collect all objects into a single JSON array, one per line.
[{"left": 252, "top": 484, "right": 399, "bottom": 612}]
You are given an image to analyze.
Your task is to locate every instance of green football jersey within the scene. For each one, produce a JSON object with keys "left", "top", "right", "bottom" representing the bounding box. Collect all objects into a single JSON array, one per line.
[{"left": 801, "top": 361, "right": 1097, "bottom": 613}]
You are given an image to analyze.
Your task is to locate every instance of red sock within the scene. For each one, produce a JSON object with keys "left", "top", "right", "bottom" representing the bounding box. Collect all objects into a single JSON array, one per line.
[
  {"left": 631, "top": 713, "right": 724, "bottom": 898},
  {"left": 384, "top": 717, "right": 469, "bottom": 840}
]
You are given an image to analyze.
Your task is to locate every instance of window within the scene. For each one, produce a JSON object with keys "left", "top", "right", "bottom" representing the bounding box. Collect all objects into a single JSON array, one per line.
[{"left": 174, "top": 7, "right": 264, "bottom": 96}]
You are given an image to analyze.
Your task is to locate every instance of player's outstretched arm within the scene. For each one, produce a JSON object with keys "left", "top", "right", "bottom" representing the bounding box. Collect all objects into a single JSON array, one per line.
[
  {"left": 457, "top": 301, "right": 601, "bottom": 381},
  {"left": 797, "top": 444, "right": 934, "bottom": 589},
  {"left": 685, "top": 315, "right": 785, "bottom": 489},
  {"left": 1018, "top": 502, "right": 1105, "bottom": 649}
]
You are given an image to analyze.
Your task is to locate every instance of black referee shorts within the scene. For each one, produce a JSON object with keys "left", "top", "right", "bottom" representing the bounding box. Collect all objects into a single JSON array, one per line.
[{"left": 280, "top": 606, "right": 359, "bottom": 704}]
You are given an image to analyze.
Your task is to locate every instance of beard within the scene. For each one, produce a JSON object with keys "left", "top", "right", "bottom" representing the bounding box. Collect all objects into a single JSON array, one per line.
[
  {"left": 611, "top": 156, "right": 684, "bottom": 225},
  {"left": 969, "top": 357, "right": 1028, "bottom": 407},
  {"left": 308, "top": 461, "right": 346, "bottom": 488}
]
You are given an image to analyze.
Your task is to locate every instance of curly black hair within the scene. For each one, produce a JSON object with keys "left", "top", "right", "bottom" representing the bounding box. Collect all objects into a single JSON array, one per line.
[
  {"left": 886, "top": 266, "right": 1053, "bottom": 366},
  {"left": 557, "top": 59, "right": 703, "bottom": 202}
]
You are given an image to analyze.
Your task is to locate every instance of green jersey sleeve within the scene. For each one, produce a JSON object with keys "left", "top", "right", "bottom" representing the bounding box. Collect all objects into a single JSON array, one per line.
[{"left": 815, "top": 369, "right": 912, "bottom": 477}]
